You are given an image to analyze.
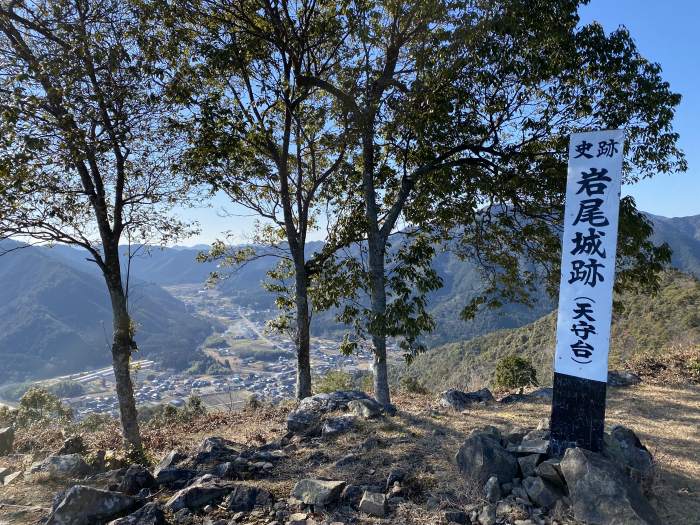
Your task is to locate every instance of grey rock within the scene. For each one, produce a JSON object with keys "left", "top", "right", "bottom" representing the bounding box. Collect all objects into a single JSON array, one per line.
[
  {"left": 189, "top": 437, "right": 239, "bottom": 469},
  {"left": 223, "top": 484, "right": 273, "bottom": 511},
  {"left": 154, "top": 449, "right": 185, "bottom": 472},
  {"left": 358, "top": 491, "right": 386, "bottom": 517},
  {"left": 0, "top": 426, "right": 13, "bottom": 455},
  {"left": 347, "top": 399, "right": 382, "bottom": 419},
  {"left": 511, "top": 486, "right": 530, "bottom": 503},
  {"left": 321, "top": 415, "right": 356, "bottom": 436},
  {"left": 30, "top": 454, "right": 90, "bottom": 479},
  {"left": 340, "top": 484, "right": 363, "bottom": 506},
  {"left": 291, "top": 479, "right": 346, "bottom": 507},
  {"left": 47, "top": 485, "right": 141, "bottom": 525},
  {"left": 213, "top": 461, "right": 241, "bottom": 479},
  {"left": 608, "top": 370, "right": 641, "bottom": 387},
  {"left": 505, "top": 428, "right": 527, "bottom": 444},
  {"left": 484, "top": 475, "right": 501, "bottom": 503},
  {"left": 57, "top": 436, "right": 86, "bottom": 456},
  {"left": 197, "top": 436, "right": 237, "bottom": 455},
  {"left": 118, "top": 465, "right": 157, "bottom": 496},
  {"left": 456, "top": 430, "right": 518, "bottom": 484},
  {"left": 478, "top": 504, "right": 497, "bottom": 525},
  {"left": 165, "top": 475, "right": 232, "bottom": 512},
  {"left": 529, "top": 387, "right": 554, "bottom": 401},
  {"left": 561, "top": 447, "right": 661, "bottom": 525},
  {"left": 444, "top": 510, "right": 468, "bottom": 524},
  {"left": 535, "top": 459, "right": 564, "bottom": 487},
  {"left": 152, "top": 450, "right": 194, "bottom": 486},
  {"left": 507, "top": 439, "right": 549, "bottom": 455},
  {"left": 107, "top": 503, "right": 166, "bottom": 525},
  {"left": 439, "top": 388, "right": 494, "bottom": 410},
  {"left": 153, "top": 466, "right": 195, "bottom": 487},
  {"left": 604, "top": 426, "right": 654, "bottom": 490},
  {"left": 498, "top": 393, "right": 530, "bottom": 404},
  {"left": 287, "top": 391, "right": 372, "bottom": 435},
  {"left": 286, "top": 409, "right": 322, "bottom": 436},
  {"left": 517, "top": 454, "right": 541, "bottom": 478},
  {"left": 522, "top": 429, "right": 550, "bottom": 441},
  {"left": 334, "top": 454, "right": 357, "bottom": 468},
  {"left": 522, "top": 476, "right": 563, "bottom": 508},
  {"left": 3, "top": 471, "right": 22, "bottom": 486}
]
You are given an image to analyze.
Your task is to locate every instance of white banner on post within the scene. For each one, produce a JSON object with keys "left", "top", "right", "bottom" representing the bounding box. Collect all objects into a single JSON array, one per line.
[{"left": 554, "top": 130, "right": 624, "bottom": 383}]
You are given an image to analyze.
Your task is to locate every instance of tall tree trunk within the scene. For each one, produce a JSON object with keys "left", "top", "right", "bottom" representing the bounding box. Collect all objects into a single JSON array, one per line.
[
  {"left": 368, "top": 238, "right": 391, "bottom": 407},
  {"left": 361, "top": 121, "right": 391, "bottom": 407},
  {"left": 294, "top": 261, "right": 312, "bottom": 399},
  {"left": 104, "top": 256, "right": 142, "bottom": 452}
]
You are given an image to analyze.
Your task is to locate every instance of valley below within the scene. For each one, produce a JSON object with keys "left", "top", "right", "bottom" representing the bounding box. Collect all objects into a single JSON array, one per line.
[{"left": 0, "top": 284, "right": 403, "bottom": 419}]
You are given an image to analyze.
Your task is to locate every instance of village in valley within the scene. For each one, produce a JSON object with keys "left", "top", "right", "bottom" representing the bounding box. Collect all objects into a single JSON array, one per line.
[{"left": 18, "top": 285, "right": 385, "bottom": 419}]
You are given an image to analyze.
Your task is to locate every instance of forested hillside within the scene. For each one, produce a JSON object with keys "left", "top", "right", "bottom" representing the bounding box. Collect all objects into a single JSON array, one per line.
[
  {"left": 0, "top": 242, "right": 214, "bottom": 383},
  {"left": 398, "top": 271, "right": 700, "bottom": 391}
]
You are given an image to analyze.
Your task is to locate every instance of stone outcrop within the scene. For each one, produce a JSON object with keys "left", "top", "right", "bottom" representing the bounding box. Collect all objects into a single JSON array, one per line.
[
  {"left": 561, "top": 446, "right": 661, "bottom": 525},
  {"left": 106, "top": 502, "right": 166, "bottom": 525},
  {"left": 439, "top": 388, "right": 494, "bottom": 410},
  {"left": 164, "top": 475, "right": 232, "bottom": 512},
  {"left": 322, "top": 415, "right": 356, "bottom": 436},
  {"left": 347, "top": 398, "right": 382, "bottom": 419},
  {"left": 30, "top": 454, "right": 90, "bottom": 479},
  {"left": 608, "top": 370, "right": 642, "bottom": 387},
  {"left": 47, "top": 485, "right": 141, "bottom": 525},
  {"left": 358, "top": 491, "right": 387, "bottom": 517},
  {"left": 455, "top": 428, "right": 518, "bottom": 483},
  {"left": 604, "top": 425, "right": 654, "bottom": 490},
  {"left": 118, "top": 465, "right": 157, "bottom": 496},
  {"left": 291, "top": 479, "right": 346, "bottom": 507},
  {"left": 0, "top": 426, "right": 14, "bottom": 455},
  {"left": 286, "top": 391, "right": 372, "bottom": 435},
  {"left": 455, "top": 424, "right": 661, "bottom": 525},
  {"left": 223, "top": 483, "right": 273, "bottom": 511}
]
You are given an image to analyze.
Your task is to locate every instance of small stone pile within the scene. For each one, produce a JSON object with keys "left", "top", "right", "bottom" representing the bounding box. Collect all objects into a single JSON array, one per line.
[
  {"left": 453, "top": 421, "right": 660, "bottom": 525},
  {"left": 37, "top": 391, "right": 388, "bottom": 525},
  {"left": 286, "top": 390, "right": 384, "bottom": 436}
]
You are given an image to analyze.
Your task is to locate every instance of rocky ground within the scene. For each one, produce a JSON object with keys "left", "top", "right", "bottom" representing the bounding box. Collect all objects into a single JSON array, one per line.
[{"left": 0, "top": 381, "right": 698, "bottom": 525}]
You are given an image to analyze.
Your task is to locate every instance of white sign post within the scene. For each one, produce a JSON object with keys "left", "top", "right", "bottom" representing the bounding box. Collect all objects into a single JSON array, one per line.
[{"left": 549, "top": 129, "right": 624, "bottom": 456}]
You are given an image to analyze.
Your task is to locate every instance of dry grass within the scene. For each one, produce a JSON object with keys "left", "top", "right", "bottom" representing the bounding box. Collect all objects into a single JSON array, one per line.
[{"left": 0, "top": 383, "right": 698, "bottom": 524}]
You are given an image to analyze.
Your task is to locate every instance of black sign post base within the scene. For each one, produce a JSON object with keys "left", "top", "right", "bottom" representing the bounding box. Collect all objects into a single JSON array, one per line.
[{"left": 549, "top": 372, "right": 607, "bottom": 457}]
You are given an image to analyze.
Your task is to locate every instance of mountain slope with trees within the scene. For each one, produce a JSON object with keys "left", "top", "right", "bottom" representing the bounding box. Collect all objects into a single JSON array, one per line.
[
  {"left": 12, "top": 213, "right": 697, "bottom": 367},
  {"left": 0, "top": 242, "right": 213, "bottom": 384},
  {"left": 398, "top": 270, "right": 700, "bottom": 391}
]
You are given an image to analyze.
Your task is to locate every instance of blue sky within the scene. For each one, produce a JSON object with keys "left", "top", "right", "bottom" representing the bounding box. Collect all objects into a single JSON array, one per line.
[{"left": 179, "top": 0, "right": 699, "bottom": 245}]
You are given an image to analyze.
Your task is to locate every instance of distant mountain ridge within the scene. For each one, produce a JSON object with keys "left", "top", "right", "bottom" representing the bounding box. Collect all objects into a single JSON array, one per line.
[
  {"left": 2, "top": 212, "right": 698, "bottom": 384},
  {"left": 646, "top": 213, "right": 700, "bottom": 278}
]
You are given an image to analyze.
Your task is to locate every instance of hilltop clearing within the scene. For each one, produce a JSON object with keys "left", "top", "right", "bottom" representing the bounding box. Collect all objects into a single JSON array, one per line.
[{"left": 0, "top": 381, "right": 698, "bottom": 524}]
